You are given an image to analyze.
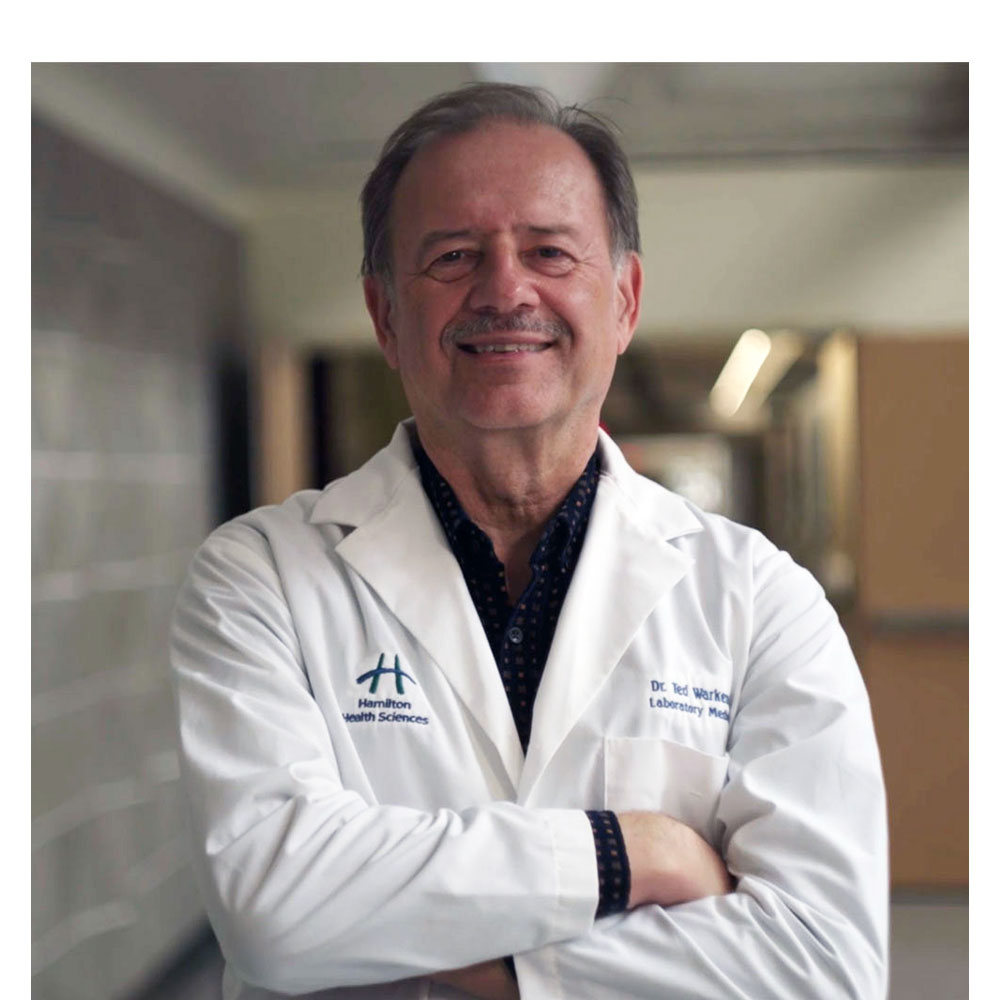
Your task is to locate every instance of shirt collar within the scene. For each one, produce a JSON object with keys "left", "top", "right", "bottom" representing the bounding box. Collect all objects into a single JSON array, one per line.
[{"left": 414, "top": 443, "right": 600, "bottom": 570}]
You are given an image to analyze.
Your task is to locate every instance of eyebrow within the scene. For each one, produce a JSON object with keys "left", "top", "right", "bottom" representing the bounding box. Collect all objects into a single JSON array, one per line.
[
  {"left": 525, "top": 225, "right": 581, "bottom": 239},
  {"left": 416, "top": 229, "right": 476, "bottom": 257},
  {"left": 416, "top": 224, "right": 582, "bottom": 258}
]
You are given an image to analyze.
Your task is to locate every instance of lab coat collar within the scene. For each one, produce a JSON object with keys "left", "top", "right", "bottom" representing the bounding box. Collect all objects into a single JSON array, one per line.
[
  {"left": 312, "top": 422, "right": 526, "bottom": 788},
  {"left": 310, "top": 421, "right": 420, "bottom": 528},
  {"left": 309, "top": 420, "right": 704, "bottom": 797},
  {"left": 310, "top": 419, "right": 703, "bottom": 542}
]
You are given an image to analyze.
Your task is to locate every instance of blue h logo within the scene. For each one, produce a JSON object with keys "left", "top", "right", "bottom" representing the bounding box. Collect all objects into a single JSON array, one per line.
[{"left": 356, "top": 654, "right": 415, "bottom": 695}]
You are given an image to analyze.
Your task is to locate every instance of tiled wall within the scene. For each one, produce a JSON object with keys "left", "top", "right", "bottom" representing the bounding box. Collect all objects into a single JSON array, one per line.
[{"left": 32, "top": 117, "right": 248, "bottom": 999}]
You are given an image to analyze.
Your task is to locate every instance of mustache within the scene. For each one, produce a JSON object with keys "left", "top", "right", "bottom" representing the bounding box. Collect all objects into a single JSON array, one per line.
[{"left": 443, "top": 313, "right": 571, "bottom": 345}]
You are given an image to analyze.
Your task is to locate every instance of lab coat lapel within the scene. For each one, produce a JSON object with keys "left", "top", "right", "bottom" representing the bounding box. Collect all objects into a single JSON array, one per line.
[
  {"left": 321, "top": 438, "right": 524, "bottom": 789},
  {"left": 519, "top": 438, "right": 701, "bottom": 802}
]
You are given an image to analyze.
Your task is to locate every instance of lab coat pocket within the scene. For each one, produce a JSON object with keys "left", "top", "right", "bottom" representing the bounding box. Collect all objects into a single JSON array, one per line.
[{"left": 604, "top": 737, "right": 729, "bottom": 844}]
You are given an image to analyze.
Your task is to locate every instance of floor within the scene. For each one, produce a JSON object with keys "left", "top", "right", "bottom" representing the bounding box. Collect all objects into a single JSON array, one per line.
[
  {"left": 131, "top": 898, "right": 969, "bottom": 999},
  {"left": 887, "top": 896, "right": 969, "bottom": 999}
]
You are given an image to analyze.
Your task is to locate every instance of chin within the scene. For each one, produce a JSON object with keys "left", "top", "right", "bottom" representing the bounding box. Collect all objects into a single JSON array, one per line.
[
  {"left": 459, "top": 413, "right": 563, "bottom": 438},
  {"left": 451, "top": 389, "right": 560, "bottom": 432},
  {"left": 459, "top": 412, "right": 551, "bottom": 434}
]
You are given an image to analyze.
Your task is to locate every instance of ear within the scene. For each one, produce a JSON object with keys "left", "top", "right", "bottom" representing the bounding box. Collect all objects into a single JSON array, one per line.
[
  {"left": 613, "top": 252, "right": 643, "bottom": 355},
  {"left": 363, "top": 275, "right": 400, "bottom": 369}
]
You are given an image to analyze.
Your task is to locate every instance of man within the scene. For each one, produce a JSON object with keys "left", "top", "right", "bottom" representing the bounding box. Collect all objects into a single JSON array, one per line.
[{"left": 170, "top": 84, "right": 888, "bottom": 999}]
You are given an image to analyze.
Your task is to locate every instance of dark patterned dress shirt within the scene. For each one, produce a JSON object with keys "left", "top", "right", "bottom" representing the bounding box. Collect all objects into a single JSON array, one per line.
[{"left": 414, "top": 443, "right": 630, "bottom": 920}]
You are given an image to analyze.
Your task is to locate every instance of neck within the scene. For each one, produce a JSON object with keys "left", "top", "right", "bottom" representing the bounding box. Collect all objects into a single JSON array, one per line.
[{"left": 416, "top": 422, "right": 599, "bottom": 599}]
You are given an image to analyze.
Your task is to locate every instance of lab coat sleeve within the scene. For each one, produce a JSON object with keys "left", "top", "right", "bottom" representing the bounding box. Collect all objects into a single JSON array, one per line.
[
  {"left": 169, "top": 519, "right": 598, "bottom": 996},
  {"left": 514, "top": 541, "right": 889, "bottom": 999}
]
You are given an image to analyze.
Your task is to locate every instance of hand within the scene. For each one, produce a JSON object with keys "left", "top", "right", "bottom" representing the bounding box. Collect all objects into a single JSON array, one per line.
[
  {"left": 618, "top": 810, "right": 734, "bottom": 909},
  {"left": 430, "top": 958, "right": 520, "bottom": 1000}
]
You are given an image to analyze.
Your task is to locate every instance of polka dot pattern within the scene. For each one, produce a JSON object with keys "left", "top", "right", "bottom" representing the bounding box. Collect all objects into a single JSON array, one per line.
[
  {"left": 416, "top": 446, "right": 598, "bottom": 750},
  {"left": 586, "top": 809, "right": 631, "bottom": 916},
  {"left": 415, "top": 443, "right": 630, "bottom": 918}
]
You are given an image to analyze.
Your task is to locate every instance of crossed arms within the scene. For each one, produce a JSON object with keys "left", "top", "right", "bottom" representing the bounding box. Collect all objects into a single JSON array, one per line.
[
  {"left": 170, "top": 519, "right": 888, "bottom": 999},
  {"left": 435, "top": 812, "right": 733, "bottom": 999}
]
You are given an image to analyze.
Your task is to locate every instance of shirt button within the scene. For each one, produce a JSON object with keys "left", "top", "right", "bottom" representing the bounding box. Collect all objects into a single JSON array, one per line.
[{"left": 507, "top": 626, "right": 524, "bottom": 645}]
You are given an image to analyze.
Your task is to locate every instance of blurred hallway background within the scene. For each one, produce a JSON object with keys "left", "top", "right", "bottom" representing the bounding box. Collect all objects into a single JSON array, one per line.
[{"left": 32, "top": 63, "right": 969, "bottom": 998}]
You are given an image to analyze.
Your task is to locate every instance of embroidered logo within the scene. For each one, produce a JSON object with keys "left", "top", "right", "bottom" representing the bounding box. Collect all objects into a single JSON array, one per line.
[{"left": 356, "top": 653, "right": 416, "bottom": 695}]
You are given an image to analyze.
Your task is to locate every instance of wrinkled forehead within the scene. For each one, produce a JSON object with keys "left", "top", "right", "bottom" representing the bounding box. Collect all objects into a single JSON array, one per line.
[{"left": 387, "top": 122, "right": 613, "bottom": 263}]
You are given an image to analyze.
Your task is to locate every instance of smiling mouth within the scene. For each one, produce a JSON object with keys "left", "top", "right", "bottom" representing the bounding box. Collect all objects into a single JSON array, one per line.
[{"left": 458, "top": 342, "right": 552, "bottom": 354}]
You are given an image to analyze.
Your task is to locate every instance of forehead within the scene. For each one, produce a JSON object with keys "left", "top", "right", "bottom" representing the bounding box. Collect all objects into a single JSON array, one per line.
[{"left": 390, "top": 122, "right": 609, "bottom": 256}]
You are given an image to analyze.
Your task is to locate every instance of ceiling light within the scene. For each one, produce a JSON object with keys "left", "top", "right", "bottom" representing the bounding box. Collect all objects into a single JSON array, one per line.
[
  {"left": 709, "top": 329, "right": 772, "bottom": 418},
  {"left": 741, "top": 330, "right": 805, "bottom": 413}
]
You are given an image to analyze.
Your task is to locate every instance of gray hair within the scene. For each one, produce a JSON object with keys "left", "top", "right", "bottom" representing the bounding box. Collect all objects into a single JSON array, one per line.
[{"left": 360, "top": 82, "right": 640, "bottom": 283}]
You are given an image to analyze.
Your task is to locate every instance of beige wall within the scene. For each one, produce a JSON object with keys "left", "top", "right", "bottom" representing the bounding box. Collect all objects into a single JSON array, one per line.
[{"left": 853, "top": 336, "right": 969, "bottom": 888}]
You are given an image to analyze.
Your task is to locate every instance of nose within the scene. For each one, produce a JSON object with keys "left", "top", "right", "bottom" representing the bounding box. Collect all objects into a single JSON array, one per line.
[{"left": 466, "top": 246, "right": 540, "bottom": 314}]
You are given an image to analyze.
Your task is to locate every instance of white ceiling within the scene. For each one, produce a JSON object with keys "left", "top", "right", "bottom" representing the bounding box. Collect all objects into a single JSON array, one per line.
[{"left": 33, "top": 62, "right": 967, "bottom": 209}]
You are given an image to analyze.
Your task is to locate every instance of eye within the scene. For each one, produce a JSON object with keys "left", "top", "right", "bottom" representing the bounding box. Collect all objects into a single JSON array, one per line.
[
  {"left": 527, "top": 245, "right": 575, "bottom": 274},
  {"left": 424, "top": 249, "right": 479, "bottom": 281}
]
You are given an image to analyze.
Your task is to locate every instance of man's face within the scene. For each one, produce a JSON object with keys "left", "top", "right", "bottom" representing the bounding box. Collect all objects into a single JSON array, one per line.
[{"left": 364, "top": 121, "right": 642, "bottom": 444}]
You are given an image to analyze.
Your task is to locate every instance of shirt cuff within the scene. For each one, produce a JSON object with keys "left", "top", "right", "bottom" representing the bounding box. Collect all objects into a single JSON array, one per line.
[{"left": 585, "top": 810, "right": 631, "bottom": 917}]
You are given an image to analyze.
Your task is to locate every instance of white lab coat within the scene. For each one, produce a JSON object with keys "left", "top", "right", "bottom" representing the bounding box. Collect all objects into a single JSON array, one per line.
[{"left": 169, "top": 421, "right": 888, "bottom": 1000}]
